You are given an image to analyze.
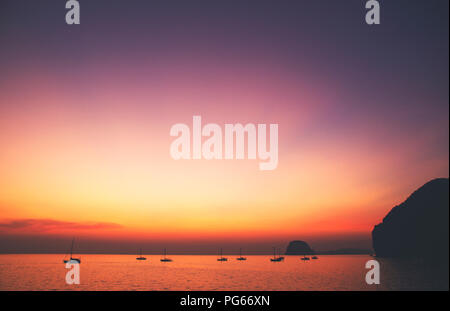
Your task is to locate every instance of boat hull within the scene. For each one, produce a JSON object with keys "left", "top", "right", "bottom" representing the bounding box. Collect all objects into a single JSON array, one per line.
[
  {"left": 63, "top": 258, "right": 81, "bottom": 264},
  {"left": 270, "top": 258, "right": 284, "bottom": 262}
]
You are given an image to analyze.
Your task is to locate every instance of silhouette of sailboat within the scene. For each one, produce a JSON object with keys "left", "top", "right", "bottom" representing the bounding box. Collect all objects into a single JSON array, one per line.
[
  {"left": 63, "top": 238, "right": 81, "bottom": 264},
  {"left": 136, "top": 248, "right": 147, "bottom": 260},
  {"left": 236, "top": 248, "right": 247, "bottom": 261},
  {"left": 301, "top": 254, "right": 310, "bottom": 261},
  {"left": 270, "top": 247, "right": 284, "bottom": 262},
  {"left": 160, "top": 248, "right": 172, "bottom": 262},
  {"left": 217, "top": 248, "right": 228, "bottom": 261}
]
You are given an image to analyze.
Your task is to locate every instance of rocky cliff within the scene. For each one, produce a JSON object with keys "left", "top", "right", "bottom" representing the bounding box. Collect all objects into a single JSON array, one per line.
[{"left": 372, "top": 178, "right": 449, "bottom": 259}]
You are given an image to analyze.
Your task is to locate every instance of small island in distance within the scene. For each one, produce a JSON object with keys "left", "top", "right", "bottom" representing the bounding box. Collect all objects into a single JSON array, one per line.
[{"left": 285, "top": 240, "right": 314, "bottom": 255}]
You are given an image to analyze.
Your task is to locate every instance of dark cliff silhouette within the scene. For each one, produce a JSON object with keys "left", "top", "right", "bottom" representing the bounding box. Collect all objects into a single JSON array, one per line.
[
  {"left": 372, "top": 178, "right": 449, "bottom": 260},
  {"left": 285, "top": 240, "right": 314, "bottom": 255}
]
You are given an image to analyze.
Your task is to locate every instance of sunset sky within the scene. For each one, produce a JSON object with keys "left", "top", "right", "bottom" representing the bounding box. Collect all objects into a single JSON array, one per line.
[{"left": 0, "top": 0, "right": 448, "bottom": 253}]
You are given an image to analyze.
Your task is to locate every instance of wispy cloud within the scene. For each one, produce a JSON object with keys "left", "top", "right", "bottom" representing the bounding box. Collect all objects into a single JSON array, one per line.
[{"left": 0, "top": 218, "right": 122, "bottom": 234}]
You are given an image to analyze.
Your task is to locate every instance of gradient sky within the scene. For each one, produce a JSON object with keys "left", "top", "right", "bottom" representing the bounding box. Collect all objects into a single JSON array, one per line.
[{"left": 0, "top": 0, "right": 448, "bottom": 253}]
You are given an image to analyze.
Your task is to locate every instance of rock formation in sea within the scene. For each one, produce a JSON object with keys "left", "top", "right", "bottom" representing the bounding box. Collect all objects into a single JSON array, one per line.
[
  {"left": 372, "top": 178, "right": 449, "bottom": 260},
  {"left": 285, "top": 240, "right": 315, "bottom": 255}
]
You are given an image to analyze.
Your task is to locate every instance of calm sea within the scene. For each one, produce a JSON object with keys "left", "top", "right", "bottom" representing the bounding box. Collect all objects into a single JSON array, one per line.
[{"left": 0, "top": 254, "right": 447, "bottom": 291}]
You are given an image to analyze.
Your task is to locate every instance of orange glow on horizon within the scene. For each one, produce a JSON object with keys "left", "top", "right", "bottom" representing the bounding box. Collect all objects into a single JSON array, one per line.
[{"left": 0, "top": 59, "right": 448, "bottom": 248}]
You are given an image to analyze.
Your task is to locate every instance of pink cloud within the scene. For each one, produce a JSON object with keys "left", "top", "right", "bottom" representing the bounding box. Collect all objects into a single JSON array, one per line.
[{"left": 0, "top": 218, "right": 122, "bottom": 234}]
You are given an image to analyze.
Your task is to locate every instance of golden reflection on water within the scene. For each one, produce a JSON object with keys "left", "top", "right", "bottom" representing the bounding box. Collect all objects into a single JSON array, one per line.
[{"left": 0, "top": 254, "right": 447, "bottom": 290}]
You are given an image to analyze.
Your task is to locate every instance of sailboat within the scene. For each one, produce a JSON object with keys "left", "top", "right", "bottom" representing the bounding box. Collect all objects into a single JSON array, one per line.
[
  {"left": 301, "top": 254, "right": 310, "bottom": 261},
  {"left": 136, "top": 248, "right": 147, "bottom": 260},
  {"left": 236, "top": 248, "right": 247, "bottom": 261},
  {"left": 217, "top": 248, "right": 228, "bottom": 261},
  {"left": 160, "top": 248, "right": 173, "bottom": 262},
  {"left": 270, "top": 247, "right": 284, "bottom": 262},
  {"left": 63, "top": 238, "right": 81, "bottom": 264}
]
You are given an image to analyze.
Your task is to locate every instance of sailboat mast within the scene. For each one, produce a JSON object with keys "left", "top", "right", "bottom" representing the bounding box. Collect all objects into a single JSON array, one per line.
[{"left": 70, "top": 238, "right": 74, "bottom": 257}]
